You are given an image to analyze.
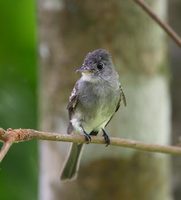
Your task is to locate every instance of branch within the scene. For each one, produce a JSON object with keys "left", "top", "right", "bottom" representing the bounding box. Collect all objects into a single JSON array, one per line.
[
  {"left": 0, "top": 141, "right": 13, "bottom": 162},
  {"left": 0, "top": 128, "right": 181, "bottom": 162},
  {"left": 133, "top": 0, "right": 181, "bottom": 47}
]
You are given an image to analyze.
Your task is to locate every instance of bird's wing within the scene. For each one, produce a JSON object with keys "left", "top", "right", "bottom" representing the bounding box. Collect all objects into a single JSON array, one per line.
[
  {"left": 105, "top": 85, "right": 126, "bottom": 127},
  {"left": 115, "top": 84, "right": 127, "bottom": 112},
  {"left": 67, "top": 82, "right": 79, "bottom": 119}
]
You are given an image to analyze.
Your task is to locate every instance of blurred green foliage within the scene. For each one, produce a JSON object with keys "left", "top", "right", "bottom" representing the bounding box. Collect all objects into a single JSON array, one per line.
[{"left": 0, "top": 0, "right": 38, "bottom": 199}]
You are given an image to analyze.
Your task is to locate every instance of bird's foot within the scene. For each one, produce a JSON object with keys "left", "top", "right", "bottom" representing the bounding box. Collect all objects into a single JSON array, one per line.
[
  {"left": 89, "top": 130, "right": 98, "bottom": 136},
  {"left": 83, "top": 131, "right": 91, "bottom": 144},
  {"left": 102, "top": 129, "right": 110, "bottom": 147}
]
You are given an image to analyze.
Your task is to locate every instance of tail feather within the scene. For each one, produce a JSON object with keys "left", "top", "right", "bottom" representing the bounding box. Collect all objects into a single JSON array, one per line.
[{"left": 60, "top": 143, "right": 83, "bottom": 180}]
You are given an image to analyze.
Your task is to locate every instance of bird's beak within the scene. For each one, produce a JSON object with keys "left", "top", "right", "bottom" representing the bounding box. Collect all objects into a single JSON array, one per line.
[{"left": 76, "top": 65, "right": 94, "bottom": 73}]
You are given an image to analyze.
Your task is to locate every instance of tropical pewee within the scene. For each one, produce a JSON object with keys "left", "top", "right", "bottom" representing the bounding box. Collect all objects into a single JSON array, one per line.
[{"left": 60, "top": 49, "right": 126, "bottom": 180}]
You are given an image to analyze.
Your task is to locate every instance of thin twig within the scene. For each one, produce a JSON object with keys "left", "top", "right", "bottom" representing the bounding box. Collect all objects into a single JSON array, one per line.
[
  {"left": 133, "top": 0, "right": 181, "bottom": 47},
  {"left": 0, "top": 142, "right": 13, "bottom": 162},
  {"left": 0, "top": 128, "right": 181, "bottom": 162}
]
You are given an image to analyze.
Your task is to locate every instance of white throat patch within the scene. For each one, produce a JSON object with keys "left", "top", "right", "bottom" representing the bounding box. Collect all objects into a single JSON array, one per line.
[{"left": 81, "top": 73, "right": 95, "bottom": 82}]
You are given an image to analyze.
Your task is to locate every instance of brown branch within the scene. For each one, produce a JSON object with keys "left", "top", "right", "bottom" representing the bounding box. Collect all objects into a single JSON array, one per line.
[
  {"left": 0, "top": 128, "right": 181, "bottom": 162},
  {"left": 133, "top": 0, "right": 181, "bottom": 47},
  {"left": 0, "top": 142, "right": 13, "bottom": 162}
]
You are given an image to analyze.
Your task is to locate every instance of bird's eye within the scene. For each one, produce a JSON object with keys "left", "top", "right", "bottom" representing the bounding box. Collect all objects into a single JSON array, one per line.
[{"left": 97, "top": 62, "right": 104, "bottom": 70}]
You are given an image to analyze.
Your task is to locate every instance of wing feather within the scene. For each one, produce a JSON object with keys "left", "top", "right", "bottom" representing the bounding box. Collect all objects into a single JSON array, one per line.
[
  {"left": 115, "top": 85, "right": 126, "bottom": 112},
  {"left": 106, "top": 85, "right": 126, "bottom": 127},
  {"left": 67, "top": 83, "right": 79, "bottom": 119}
]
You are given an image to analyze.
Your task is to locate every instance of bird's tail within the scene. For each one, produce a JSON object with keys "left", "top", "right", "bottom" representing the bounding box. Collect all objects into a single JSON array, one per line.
[{"left": 60, "top": 143, "right": 83, "bottom": 180}]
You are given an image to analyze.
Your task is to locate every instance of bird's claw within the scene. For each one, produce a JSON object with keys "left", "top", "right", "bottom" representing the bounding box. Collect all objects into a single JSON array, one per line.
[
  {"left": 102, "top": 129, "right": 110, "bottom": 146},
  {"left": 83, "top": 131, "right": 91, "bottom": 143}
]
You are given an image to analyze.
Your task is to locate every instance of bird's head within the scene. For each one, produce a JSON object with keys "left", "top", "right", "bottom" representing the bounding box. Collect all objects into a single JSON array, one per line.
[{"left": 77, "top": 49, "right": 115, "bottom": 81}]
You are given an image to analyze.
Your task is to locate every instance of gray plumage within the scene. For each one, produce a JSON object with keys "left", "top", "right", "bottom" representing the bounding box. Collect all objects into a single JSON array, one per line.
[{"left": 60, "top": 49, "right": 126, "bottom": 180}]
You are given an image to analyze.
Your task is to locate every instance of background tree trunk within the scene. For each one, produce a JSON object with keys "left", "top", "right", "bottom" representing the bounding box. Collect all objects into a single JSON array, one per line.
[
  {"left": 38, "top": 0, "right": 172, "bottom": 199},
  {"left": 169, "top": 0, "right": 181, "bottom": 199}
]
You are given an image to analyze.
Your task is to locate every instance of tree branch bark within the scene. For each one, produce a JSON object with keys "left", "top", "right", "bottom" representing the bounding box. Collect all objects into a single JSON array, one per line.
[
  {"left": 0, "top": 128, "right": 181, "bottom": 162},
  {"left": 0, "top": 141, "right": 13, "bottom": 162}
]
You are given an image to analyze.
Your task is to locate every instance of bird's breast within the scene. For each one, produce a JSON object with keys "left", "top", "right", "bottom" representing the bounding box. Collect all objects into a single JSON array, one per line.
[{"left": 76, "top": 80, "right": 120, "bottom": 132}]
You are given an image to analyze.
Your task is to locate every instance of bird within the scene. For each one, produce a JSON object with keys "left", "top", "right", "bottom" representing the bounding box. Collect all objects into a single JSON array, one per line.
[{"left": 60, "top": 49, "right": 126, "bottom": 180}]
